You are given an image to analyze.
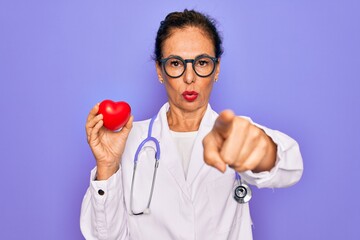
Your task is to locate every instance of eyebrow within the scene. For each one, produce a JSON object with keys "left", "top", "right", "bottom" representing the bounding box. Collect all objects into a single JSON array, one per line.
[{"left": 164, "top": 53, "right": 213, "bottom": 59}]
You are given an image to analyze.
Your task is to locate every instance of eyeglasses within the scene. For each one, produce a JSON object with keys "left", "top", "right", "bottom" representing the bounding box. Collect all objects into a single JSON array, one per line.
[{"left": 159, "top": 54, "right": 218, "bottom": 78}]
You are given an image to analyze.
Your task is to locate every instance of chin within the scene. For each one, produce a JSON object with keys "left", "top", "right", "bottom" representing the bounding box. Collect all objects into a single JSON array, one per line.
[{"left": 180, "top": 101, "right": 207, "bottom": 112}]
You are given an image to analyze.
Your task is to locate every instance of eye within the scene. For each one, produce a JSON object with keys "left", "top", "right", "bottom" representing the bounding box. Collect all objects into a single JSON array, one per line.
[
  {"left": 199, "top": 60, "right": 208, "bottom": 66},
  {"left": 168, "top": 59, "right": 183, "bottom": 68},
  {"left": 196, "top": 59, "right": 210, "bottom": 67},
  {"left": 171, "top": 60, "right": 179, "bottom": 66}
]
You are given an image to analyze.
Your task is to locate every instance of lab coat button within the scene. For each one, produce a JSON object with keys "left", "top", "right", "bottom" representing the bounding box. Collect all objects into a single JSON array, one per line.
[{"left": 98, "top": 189, "right": 105, "bottom": 196}]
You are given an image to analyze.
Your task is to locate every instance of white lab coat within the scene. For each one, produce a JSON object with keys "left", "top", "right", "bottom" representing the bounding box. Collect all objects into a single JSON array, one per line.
[{"left": 80, "top": 103, "right": 303, "bottom": 240}]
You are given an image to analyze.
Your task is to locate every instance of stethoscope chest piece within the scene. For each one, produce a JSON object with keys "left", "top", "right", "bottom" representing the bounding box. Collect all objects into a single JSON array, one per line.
[{"left": 233, "top": 174, "right": 252, "bottom": 204}]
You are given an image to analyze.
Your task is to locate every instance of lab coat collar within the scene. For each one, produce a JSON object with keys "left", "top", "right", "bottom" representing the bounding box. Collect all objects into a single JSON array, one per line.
[{"left": 149, "top": 102, "right": 218, "bottom": 200}]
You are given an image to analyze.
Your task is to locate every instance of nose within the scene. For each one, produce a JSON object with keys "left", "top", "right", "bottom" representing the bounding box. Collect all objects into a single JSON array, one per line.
[{"left": 183, "top": 62, "right": 196, "bottom": 84}]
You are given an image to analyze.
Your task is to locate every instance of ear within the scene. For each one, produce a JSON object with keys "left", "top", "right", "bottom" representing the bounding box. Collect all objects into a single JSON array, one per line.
[
  {"left": 214, "top": 58, "right": 221, "bottom": 80},
  {"left": 155, "top": 62, "right": 164, "bottom": 83}
]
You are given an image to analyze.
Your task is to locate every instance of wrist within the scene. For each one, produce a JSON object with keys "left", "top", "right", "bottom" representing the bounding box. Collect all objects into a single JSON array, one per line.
[
  {"left": 96, "top": 164, "right": 119, "bottom": 180},
  {"left": 253, "top": 139, "right": 277, "bottom": 173}
]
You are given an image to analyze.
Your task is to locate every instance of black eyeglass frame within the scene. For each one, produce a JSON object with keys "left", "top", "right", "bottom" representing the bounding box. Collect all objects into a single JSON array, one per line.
[{"left": 159, "top": 54, "right": 219, "bottom": 78}]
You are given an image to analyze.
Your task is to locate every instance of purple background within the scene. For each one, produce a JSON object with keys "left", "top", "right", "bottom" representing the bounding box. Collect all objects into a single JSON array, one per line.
[{"left": 1, "top": 0, "right": 359, "bottom": 239}]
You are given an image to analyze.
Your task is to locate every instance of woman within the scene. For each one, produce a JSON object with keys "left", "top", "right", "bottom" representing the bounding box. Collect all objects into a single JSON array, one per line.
[{"left": 81, "top": 9, "right": 303, "bottom": 240}]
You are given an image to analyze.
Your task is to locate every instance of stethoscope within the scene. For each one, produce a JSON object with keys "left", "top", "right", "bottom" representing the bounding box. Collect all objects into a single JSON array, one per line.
[{"left": 130, "top": 115, "right": 252, "bottom": 215}]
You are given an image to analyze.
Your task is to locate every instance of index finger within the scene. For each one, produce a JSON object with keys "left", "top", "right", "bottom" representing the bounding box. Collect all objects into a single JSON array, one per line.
[
  {"left": 86, "top": 102, "right": 100, "bottom": 122},
  {"left": 213, "top": 110, "right": 235, "bottom": 139},
  {"left": 203, "top": 134, "right": 227, "bottom": 173}
]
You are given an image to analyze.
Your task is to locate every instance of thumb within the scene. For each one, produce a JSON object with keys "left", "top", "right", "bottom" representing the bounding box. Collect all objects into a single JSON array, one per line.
[
  {"left": 213, "top": 110, "right": 235, "bottom": 139},
  {"left": 117, "top": 115, "right": 134, "bottom": 136}
]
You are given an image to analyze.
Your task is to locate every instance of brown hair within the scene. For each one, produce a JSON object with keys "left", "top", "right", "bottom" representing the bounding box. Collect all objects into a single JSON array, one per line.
[{"left": 154, "top": 9, "right": 223, "bottom": 62}]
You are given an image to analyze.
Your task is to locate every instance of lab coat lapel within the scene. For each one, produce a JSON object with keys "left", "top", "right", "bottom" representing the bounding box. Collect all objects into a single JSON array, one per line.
[
  {"left": 151, "top": 103, "right": 191, "bottom": 200},
  {"left": 186, "top": 105, "right": 218, "bottom": 186}
]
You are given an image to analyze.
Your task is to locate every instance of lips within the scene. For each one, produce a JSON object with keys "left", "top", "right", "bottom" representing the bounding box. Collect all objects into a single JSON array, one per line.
[{"left": 182, "top": 91, "right": 198, "bottom": 102}]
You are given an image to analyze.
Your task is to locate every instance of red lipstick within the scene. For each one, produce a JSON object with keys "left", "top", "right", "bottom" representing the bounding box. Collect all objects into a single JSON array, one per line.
[{"left": 182, "top": 91, "right": 198, "bottom": 102}]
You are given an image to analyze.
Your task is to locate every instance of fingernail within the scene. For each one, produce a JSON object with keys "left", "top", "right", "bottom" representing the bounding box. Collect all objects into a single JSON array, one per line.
[{"left": 214, "top": 162, "right": 226, "bottom": 173}]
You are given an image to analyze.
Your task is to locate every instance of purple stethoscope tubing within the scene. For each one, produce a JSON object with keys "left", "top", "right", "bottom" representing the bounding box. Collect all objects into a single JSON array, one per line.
[
  {"left": 130, "top": 115, "right": 250, "bottom": 216},
  {"left": 130, "top": 115, "right": 160, "bottom": 215},
  {"left": 134, "top": 115, "right": 160, "bottom": 162}
]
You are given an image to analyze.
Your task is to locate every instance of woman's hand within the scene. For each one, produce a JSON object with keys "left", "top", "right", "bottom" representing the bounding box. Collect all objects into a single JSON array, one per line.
[
  {"left": 203, "top": 110, "right": 277, "bottom": 173},
  {"left": 85, "top": 103, "right": 133, "bottom": 180}
]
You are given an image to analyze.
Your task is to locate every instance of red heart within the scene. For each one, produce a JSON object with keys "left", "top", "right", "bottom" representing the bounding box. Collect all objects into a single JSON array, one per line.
[{"left": 98, "top": 100, "right": 131, "bottom": 131}]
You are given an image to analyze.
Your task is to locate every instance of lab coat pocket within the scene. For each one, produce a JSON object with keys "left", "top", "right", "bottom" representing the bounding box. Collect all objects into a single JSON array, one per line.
[{"left": 206, "top": 173, "right": 242, "bottom": 234}]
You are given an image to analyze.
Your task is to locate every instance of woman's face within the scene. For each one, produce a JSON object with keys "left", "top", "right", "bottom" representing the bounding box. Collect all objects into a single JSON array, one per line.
[{"left": 156, "top": 26, "right": 220, "bottom": 114}]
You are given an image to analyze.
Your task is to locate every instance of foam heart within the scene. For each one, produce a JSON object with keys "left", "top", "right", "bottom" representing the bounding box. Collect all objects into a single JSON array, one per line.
[{"left": 98, "top": 100, "right": 131, "bottom": 131}]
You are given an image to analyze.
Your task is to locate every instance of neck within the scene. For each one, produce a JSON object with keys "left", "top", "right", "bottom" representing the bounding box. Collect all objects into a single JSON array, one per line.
[{"left": 167, "top": 105, "right": 207, "bottom": 132}]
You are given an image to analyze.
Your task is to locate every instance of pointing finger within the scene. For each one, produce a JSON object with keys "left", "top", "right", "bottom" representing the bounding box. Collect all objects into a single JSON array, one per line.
[
  {"left": 213, "top": 110, "right": 235, "bottom": 139},
  {"left": 203, "top": 134, "right": 227, "bottom": 173}
]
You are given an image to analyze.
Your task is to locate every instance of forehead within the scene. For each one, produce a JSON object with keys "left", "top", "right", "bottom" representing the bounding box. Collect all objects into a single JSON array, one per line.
[{"left": 162, "top": 26, "right": 215, "bottom": 58}]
